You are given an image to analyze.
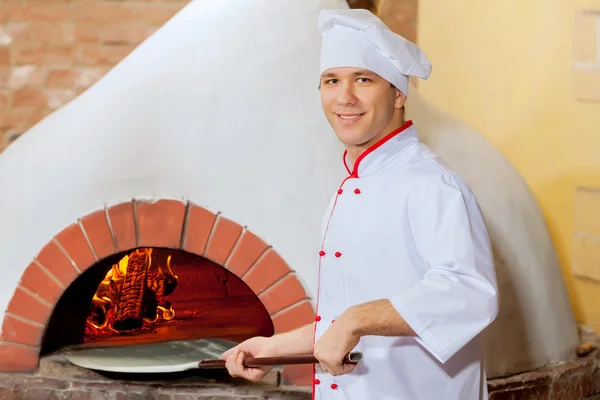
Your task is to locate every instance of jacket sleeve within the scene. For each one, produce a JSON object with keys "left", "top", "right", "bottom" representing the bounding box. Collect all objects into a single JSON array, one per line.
[{"left": 388, "top": 171, "right": 499, "bottom": 363}]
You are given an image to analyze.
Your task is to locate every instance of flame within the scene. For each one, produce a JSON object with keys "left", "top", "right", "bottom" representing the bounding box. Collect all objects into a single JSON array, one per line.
[{"left": 86, "top": 248, "right": 178, "bottom": 334}]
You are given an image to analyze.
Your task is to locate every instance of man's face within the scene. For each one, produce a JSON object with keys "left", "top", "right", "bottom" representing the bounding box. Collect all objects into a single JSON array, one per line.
[{"left": 319, "top": 67, "right": 407, "bottom": 147}]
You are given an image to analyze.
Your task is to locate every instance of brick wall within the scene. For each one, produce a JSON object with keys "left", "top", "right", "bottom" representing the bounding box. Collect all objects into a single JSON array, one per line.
[
  {"left": 0, "top": 0, "right": 417, "bottom": 153},
  {"left": 349, "top": 0, "right": 417, "bottom": 43},
  {"left": 375, "top": 0, "right": 418, "bottom": 44},
  {"left": 0, "top": 0, "right": 190, "bottom": 152}
]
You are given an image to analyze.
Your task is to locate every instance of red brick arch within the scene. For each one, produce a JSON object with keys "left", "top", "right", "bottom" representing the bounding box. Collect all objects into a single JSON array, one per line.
[{"left": 0, "top": 199, "right": 315, "bottom": 385}]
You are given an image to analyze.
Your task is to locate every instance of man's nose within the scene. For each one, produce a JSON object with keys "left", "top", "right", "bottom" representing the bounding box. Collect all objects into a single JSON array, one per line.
[{"left": 336, "top": 83, "right": 357, "bottom": 106}]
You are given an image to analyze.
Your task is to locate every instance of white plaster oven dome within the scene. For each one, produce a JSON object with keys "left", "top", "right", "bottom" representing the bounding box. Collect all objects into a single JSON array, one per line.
[{"left": 0, "top": 0, "right": 579, "bottom": 383}]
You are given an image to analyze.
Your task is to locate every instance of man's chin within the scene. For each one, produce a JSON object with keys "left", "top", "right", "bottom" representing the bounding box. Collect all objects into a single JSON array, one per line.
[{"left": 337, "top": 135, "right": 373, "bottom": 148}]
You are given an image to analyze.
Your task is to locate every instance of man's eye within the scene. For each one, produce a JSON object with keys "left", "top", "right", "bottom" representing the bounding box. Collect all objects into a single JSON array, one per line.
[
  {"left": 357, "top": 78, "right": 371, "bottom": 83},
  {"left": 325, "top": 79, "right": 338, "bottom": 84}
]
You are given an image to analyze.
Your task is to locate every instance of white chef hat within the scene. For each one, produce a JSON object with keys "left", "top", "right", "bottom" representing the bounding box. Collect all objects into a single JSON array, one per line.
[{"left": 318, "top": 9, "right": 432, "bottom": 95}]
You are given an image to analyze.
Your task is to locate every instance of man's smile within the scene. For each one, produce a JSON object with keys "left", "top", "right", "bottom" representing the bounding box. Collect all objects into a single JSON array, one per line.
[{"left": 335, "top": 113, "right": 365, "bottom": 125}]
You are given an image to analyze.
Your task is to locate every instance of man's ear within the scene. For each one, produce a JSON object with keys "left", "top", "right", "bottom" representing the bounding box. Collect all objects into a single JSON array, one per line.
[{"left": 395, "top": 88, "right": 407, "bottom": 109}]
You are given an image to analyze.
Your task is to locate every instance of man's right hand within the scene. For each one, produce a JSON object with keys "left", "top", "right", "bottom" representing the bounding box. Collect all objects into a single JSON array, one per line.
[{"left": 221, "top": 336, "right": 277, "bottom": 382}]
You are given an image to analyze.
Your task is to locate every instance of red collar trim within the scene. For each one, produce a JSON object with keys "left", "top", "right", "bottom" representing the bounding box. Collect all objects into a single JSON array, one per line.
[{"left": 343, "top": 120, "right": 414, "bottom": 178}]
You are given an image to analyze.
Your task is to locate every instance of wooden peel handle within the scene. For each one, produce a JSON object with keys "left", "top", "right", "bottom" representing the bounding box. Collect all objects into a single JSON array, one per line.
[{"left": 197, "top": 351, "right": 363, "bottom": 369}]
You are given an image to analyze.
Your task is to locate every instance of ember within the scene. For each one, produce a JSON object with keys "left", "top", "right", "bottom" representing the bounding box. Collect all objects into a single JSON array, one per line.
[{"left": 87, "top": 248, "right": 178, "bottom": 334}]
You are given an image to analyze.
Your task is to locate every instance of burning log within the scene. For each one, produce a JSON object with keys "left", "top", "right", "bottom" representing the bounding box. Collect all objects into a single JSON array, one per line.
[
  {"left": 113, "top": 249, "right": 150, "bottom": 331},
  {"left": 149, "top": 272, "right": 178, "bottom": 297},
  {"left": 86, "top": 248, "right": 179, "bottom": 336}
]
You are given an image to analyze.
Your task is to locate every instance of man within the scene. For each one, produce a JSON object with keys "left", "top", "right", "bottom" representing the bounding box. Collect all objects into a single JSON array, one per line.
[{"left": 222, "top": 8, "right": 499, "bottom": 399}]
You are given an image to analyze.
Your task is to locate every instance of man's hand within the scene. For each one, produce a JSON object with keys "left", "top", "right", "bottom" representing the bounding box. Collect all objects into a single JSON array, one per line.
[
  {"left": 313, "top": 316, "right": 360, "bottom": 376},
  {"left": 313, "top": 300, "right": 417, "bottom": 376},
  {"left": 221, "top": 336, "right": 276, "bottom": 382},
  {"left": 221, "top": 324, "right": 315, "bottom": 382}
]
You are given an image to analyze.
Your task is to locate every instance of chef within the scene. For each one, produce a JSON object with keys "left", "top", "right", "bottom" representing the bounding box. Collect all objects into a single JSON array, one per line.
[{"left": 222, "top": 8, "right": 499, "bottom": 400}]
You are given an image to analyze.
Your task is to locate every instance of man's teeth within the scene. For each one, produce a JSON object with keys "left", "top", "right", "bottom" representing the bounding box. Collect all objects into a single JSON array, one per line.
[{"left": 339, "top": 114, "right": 361, "bottom": 119}]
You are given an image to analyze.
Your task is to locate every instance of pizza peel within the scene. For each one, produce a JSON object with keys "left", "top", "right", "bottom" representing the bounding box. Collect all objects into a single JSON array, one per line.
[{"left": 60, "top": 338, "right": 363, "bottom": 373}]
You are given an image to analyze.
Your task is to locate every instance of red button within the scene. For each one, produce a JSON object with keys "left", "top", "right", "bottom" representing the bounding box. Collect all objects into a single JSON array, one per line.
[
  {"left": 335, "top": 252, "right": 342, "bottom": 258},
  {"left": 319, "top": 250, "right": 326, "bottom": 256},
  {"left": 315, "top": 316, "right": 321, "bottom": 322},
  {"left": 337, "top": 189, "right": 343, "bottom": 194},
  {"left": 314, "top": 379, "right": 321, "bottom": 385},
  {"left": 331, "top": 383, "right": 338, "bottom": 389},
  {"left": 354, "top": 188, "right": 361, "bottom": 194}
]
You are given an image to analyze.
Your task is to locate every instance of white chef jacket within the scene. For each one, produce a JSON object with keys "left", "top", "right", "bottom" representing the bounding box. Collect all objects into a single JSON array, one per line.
[{"left": 312, "top": 120, "right": 499, "bottom": 400}]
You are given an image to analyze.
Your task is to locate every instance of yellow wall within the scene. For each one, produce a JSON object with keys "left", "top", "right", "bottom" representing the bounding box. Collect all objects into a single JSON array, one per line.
[{"left": 418, "top": 0, "right": 600, "bottom": 331}]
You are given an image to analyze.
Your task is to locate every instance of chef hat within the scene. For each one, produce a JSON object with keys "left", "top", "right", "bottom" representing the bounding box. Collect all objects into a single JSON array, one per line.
[{"left": 318, "top": 9, "right": 432, "bottom": 95}]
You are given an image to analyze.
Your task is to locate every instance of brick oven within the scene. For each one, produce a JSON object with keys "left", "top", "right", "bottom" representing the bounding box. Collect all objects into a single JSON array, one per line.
[{"left": 2, "top": 200, "right": 321, "bottom": 398}]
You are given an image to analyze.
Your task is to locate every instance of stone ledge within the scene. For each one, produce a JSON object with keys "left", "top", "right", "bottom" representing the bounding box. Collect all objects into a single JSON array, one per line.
[
  {"left": 0, "top": 354, "right": 311, "bottom": 400},
  {"left": 488, "top": 336, "right": 600, "bottom": 400}
]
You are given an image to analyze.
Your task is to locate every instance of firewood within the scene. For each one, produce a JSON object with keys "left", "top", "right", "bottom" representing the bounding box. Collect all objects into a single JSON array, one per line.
[{"left": 113, "top": 249, "right": 149, "bottom": 331}]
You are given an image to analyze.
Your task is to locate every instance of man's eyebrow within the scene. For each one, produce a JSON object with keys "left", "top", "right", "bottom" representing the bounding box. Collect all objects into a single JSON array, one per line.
[
  {"left": 320, "top": 70, "right": 377, "bottom": 79},
  {"left": 321, "top": 72, "right": 338, "bottom": 79}
]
